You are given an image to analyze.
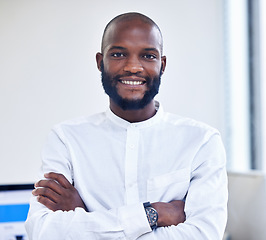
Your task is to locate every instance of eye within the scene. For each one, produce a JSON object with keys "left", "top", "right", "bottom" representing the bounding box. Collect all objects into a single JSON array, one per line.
[
  {"left": 143, "top": 54, "right": 157, "bottom": 60},
  {"left": 111, "top": 52, "right": 125, "bottom": 58}
]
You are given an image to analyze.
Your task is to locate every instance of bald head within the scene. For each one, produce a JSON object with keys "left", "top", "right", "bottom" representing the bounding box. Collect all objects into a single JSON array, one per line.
[{"left": 101, "top": 12, "right": 163, "bottom": 54}]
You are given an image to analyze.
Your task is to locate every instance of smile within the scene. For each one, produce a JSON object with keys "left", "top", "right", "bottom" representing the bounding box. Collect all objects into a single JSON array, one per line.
[{"left": 121, "top": 80, "right": 145, "bottom": 85}]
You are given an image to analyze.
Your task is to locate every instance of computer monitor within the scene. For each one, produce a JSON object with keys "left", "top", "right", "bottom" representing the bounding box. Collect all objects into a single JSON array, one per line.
[
  {"left": 0, "top": 184, "right": 34, "bottom": 240},
  {"left": 226, "top": 171, "right": 266, "bottom": 240}
]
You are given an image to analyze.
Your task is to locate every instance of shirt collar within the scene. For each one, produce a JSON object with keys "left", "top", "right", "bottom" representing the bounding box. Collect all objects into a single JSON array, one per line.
[{"left": 105, "top": 100, "right": 163, "bottom": 129}]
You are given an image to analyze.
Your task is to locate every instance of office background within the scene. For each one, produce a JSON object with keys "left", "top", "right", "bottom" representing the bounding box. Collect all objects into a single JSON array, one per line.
[
  {"left": 1, "top": 0, "right": 265, "bottom": 182},
  {"left": 0, "top": 0, "right": 226, "bottom": 184}
]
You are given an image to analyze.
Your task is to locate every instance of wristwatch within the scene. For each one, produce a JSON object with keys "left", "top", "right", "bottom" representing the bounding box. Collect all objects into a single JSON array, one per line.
[{"left": 143, "top": 202, "right": 158, "bottom": 230}]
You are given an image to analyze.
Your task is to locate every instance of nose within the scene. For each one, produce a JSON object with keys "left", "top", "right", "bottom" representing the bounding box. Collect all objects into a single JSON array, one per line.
[{"left": 123, "top": 56, "right": 143, "bottom": 74}]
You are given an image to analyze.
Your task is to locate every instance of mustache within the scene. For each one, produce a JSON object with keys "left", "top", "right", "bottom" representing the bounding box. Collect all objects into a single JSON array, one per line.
[{"left": 100, "top": 61, "right": 147, "bottom": 80}]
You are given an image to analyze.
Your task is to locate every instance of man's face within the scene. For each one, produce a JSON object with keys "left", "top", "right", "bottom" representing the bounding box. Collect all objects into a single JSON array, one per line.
[
  {"left": 97, "top": 19, "right": 166, "bottom": 110},
  {"left": 101, "top": 61, "right": 163, "bottom": 110}
]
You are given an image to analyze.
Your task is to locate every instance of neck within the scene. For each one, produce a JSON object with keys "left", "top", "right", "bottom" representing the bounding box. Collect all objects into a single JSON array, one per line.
[{"left": 109, "top": 99, "right": 157, "bottom": 123}]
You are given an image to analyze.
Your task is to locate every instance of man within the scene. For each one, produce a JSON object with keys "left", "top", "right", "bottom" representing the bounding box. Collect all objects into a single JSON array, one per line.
[{"left": 26, "top": 12, "right": 228, "bottom": 239}]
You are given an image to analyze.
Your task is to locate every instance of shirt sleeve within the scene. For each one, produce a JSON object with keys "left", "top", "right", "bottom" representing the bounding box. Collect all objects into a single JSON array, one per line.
[
  {"left": 25, "top": 199, "right": 151, "bottom": 240},
  {"left": 25, "top": 129, "right": 151, "bottom": 240},
  {"left": 138, "top": 133, "right": 228, "bottom": 240}
]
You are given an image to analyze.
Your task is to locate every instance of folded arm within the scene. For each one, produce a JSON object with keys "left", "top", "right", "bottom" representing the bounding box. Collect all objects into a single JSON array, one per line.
[
  {"left": 26, "top": 129, "right": 227, "bottom": 240},
  {"left": 31, "top": 172, "right": 185, "bottom": 234}
]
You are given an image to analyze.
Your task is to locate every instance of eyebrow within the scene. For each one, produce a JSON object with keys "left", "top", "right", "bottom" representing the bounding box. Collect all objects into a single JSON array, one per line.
[
  {"left": 108, "top": 46, "right": 127, "bottom": 51},
  {"left": 143, "top": 48, "right": 159, "bottom": 52},
  {"left": 107, "top": 46, "right": 159, "bottom": 53}
]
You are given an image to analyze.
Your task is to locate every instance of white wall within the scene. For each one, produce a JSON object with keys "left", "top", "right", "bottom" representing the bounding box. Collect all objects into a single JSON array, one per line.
[{"left": 0, "top": 0, "right": 225, "bottom": 184}]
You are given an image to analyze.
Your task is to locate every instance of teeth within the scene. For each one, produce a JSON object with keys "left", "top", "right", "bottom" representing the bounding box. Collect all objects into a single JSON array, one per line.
[{"left": 121, "top": 80, "right": 143, "bottom": 85}]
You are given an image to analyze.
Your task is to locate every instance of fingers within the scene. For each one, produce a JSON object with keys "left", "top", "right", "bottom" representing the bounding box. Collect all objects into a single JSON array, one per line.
[
  {"left": 36, "top": 195, "right": 59, "bottom": 211},
  {"left": 32, "top": 186, "right": 60, "bottom": 203},
  {"left": 33, "top": 172, "right": 87, "bottom": 212},
  {"left": 34, "top": 172, "right": 72, "bottom": 198},
  {"left": 35, "top": 178, "right": 62, "bottom": 195},
  {"left": 44, "top": 172, "right": 72, "bottom": 189}
]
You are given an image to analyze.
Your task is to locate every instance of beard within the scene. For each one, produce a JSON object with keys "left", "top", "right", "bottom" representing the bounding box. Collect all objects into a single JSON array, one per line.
[{"left": 101, "top": 62, "right": 162, "bottom": 110}]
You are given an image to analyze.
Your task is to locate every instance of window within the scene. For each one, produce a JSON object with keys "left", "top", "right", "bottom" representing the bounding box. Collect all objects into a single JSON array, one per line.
[
  {"left": 225, "top": 0, "right": 265, "bottom": 171},
  {"left": 224, "top": 0, "right": 251, "bottom": 170},
  {"left": 258, "top": 0, "right": 266, "bottom": 171}
]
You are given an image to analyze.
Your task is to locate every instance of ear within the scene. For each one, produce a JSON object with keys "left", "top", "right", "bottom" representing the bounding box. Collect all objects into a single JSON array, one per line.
[
  {"left": 96, "top": 52, "right": 103, "bottom": 72},
  {"left": 161, "top": 56, "right": 166, "bottom": 74}
]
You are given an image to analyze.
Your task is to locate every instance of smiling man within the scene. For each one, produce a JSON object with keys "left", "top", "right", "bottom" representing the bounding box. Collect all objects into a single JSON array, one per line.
[
  {"left": 98, "top": 14, "right": 165, "bottom": 121},
  {"left": 26, "top": 12, "right": 228, "bottom": 240}
]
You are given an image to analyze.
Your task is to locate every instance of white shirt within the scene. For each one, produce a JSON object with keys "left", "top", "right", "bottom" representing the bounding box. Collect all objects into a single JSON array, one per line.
[{"left": 25, "top": 102, "right": 228, "bottom": 240}]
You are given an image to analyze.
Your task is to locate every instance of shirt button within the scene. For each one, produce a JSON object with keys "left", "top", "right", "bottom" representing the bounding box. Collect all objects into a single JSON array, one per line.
[{"left": 130, "top": 144, "right": 135, "bottom": 149}]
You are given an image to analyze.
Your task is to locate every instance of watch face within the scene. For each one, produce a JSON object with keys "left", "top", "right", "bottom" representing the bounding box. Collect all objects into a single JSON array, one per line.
[{"left": 145, "top": 207, "right": 158, "bottom": 228}]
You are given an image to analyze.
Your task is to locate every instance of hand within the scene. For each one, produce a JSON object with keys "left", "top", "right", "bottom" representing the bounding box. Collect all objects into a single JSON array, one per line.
[
  {"left": 32, "top": 172, "right": 87, "bottom": 212},
  {"left": 151, "top": 200, "right": 185, "bottom": 227}
]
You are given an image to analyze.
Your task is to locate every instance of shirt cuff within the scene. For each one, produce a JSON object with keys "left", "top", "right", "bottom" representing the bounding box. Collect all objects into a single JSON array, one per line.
[{"left": 118, "top": 202, "right": 152, "bottom": 240}]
